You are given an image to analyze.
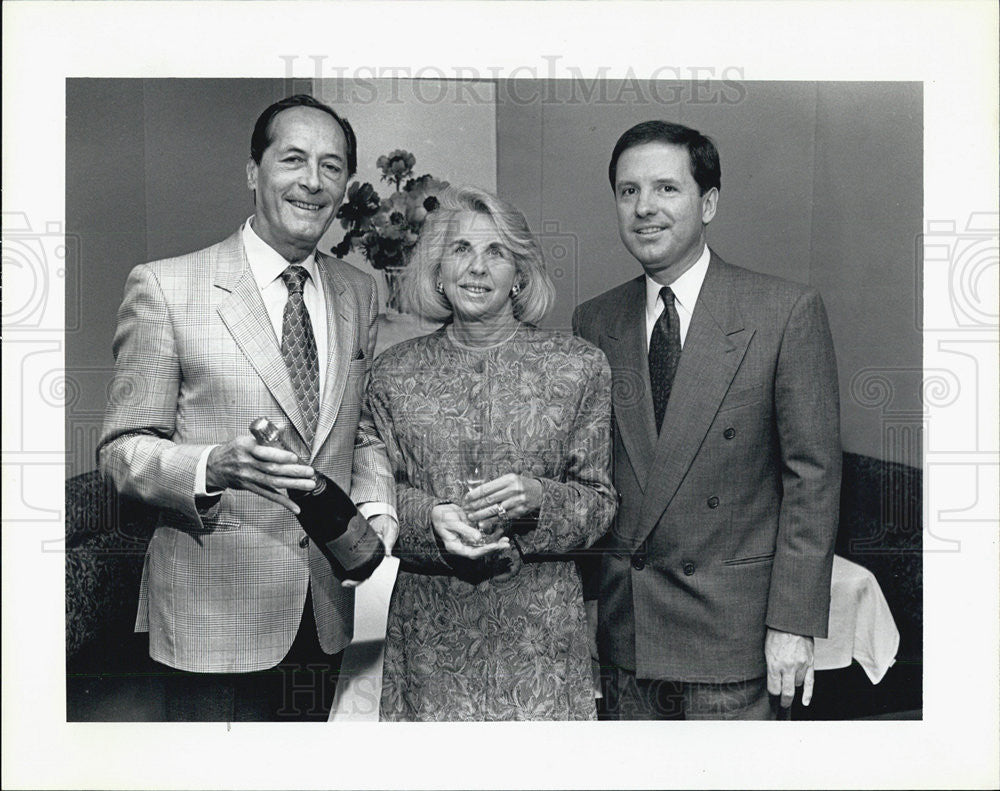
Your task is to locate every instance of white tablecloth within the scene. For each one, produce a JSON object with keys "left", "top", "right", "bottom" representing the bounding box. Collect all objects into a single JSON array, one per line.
[{"left": 814, "top": 555, "right": 900, "bottom": 683}]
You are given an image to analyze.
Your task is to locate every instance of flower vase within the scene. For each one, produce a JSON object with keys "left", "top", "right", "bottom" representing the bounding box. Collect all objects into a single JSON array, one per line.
[{"left": 382, "top": 265, "right": 406, "bottom": 316}]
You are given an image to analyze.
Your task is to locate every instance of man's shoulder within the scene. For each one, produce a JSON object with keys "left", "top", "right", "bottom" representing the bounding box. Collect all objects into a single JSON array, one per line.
[
  {"left": 711, "top": 254, "right": 819, "bottom": 307},
  {"left": 575, "top": 276, "right": 643, "bottom": 320},
  {"left": 315, "top": 253, "right": 378, "bottom": 294},
  {"left": 140, "top": 230, "right": 242, "bottom": 280}
]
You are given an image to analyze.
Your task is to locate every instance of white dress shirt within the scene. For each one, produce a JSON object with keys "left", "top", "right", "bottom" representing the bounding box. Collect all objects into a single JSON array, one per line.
[{"left": 644, "top": 244, "right": 711, "bottom": 351}]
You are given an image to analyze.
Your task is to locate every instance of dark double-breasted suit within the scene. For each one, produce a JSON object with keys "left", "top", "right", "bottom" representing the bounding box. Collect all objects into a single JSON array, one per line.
[{"left": 573, "top": 252, "right": 841, "bottom": 683}]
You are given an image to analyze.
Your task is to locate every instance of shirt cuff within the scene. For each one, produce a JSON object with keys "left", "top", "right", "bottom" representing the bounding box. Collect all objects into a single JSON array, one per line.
[
  {"left": 358, "top": 502, "right": 398, "bottom": 523},
  {"left": 195, "top": 445, "right": 223, "bottom": 497}
]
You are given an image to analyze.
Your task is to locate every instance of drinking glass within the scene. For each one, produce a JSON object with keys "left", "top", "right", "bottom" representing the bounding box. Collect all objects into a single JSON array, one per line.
[
  {"left": 458, "top": 437, "right": 485, "bottom": 498},
  {"left": 457, "top": 436, "right": 494, "bottom": 545}
]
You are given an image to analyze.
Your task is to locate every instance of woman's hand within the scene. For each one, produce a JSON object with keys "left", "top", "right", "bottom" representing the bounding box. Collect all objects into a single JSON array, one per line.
[
  {"left": 463, "top": 474, "right": 543, "bottom": 533},
  {"left": 431, "top": 502, "right": 510, "bottom": 559}
]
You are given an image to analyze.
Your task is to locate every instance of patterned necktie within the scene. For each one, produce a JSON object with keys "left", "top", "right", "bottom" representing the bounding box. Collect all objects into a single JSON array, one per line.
[
  {"left": 280, "top": 264, "right": 319, "bottom": 444},
  {"left": 649, "top": 286, "right": 682, "bottom": 433}
]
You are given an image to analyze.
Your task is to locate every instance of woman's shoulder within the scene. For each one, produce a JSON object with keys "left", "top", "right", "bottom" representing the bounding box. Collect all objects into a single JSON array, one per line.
[
  {"left": 521, "top": 326, "right": 610, "bottom": 371},
  {"left": 372, "top": 327, "right": 448, "bottom": 372}
]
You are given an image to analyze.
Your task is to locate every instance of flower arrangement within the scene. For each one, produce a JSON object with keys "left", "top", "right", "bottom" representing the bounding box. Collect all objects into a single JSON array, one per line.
[{"left": 331, "top": 149, "right": 449, "bottom": 273}]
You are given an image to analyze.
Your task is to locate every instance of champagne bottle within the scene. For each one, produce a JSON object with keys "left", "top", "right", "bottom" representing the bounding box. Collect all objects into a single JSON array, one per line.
[{"left": 249, "top": 417, "right": 384, "bottom": 582}]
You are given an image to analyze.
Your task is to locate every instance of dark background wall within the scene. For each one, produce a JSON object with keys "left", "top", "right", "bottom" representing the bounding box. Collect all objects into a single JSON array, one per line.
[
  {"left": 65, "top": 79, "right": 290, "bottom": 478},
  {"left": 66, "top": 79, "right": 922, "bottom": 477},
  {"left": 496, "top": 80, "right": 923, "bottom": 466}
]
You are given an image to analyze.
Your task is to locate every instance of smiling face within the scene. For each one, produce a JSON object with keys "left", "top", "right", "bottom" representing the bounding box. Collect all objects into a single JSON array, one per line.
[
  {"left": 246, "top": 106, "right": 349, "bottom": 262},
  {"left": 439, "top": 211, "right": 518, "bottom": 326},
  {"left": 614, "top": 141, "right": 718, "bottom": 282}
]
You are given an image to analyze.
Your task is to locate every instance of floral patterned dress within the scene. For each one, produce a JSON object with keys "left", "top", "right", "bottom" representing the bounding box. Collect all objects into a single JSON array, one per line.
[{"left": 368, "top": 324, "right": 616, "bottom": 721}]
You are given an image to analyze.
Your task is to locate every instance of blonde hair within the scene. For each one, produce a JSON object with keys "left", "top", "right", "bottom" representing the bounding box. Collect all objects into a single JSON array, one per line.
[{"left": 402, "top": 185, "right": 555, "bottom": 324}]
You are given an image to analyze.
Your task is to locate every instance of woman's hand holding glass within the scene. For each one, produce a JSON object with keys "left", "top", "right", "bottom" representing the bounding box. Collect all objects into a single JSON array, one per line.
[
  {"left": 431, "top": 502, "right": 511, "bottom": 559},
  {"left": 463, "top": 473, "right": 543, "bottom": 536}
]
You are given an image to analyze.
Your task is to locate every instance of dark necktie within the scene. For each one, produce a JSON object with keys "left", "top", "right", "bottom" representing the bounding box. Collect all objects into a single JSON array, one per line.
[
  {"left": 280, "top": 264, "right": 319, "bottom": 444},
  {"left": 648, "top": 286, "right": 682, "bottom": 433}
]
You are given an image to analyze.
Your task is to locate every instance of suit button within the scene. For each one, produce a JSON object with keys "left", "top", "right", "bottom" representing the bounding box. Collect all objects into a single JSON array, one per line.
[
  {"left": 723, "top": 427, "right": 736, "bottom": 440},
  {"left": 299, "top": 535, "right": 310, "bottom": 549},
  {"left": 683, "top": 561, "right": 696, "bottom": 576},
  {"left": 707, "top": 496, "right": 720, "bottom": 509},
  {"left": 631, "top": 554, "right": 646, "bottom": 571}
]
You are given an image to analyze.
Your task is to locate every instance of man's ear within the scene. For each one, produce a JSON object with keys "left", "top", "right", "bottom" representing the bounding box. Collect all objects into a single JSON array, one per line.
[
  {"left": 701, "top": 187, "right": 719, "bottom": 224},
  {"left": 246, "top": 158, "right": 258, "bottom": 192}
]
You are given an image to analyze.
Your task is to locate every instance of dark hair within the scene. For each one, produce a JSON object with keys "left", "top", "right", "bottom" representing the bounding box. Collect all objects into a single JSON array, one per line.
[
  {"left": 608, "top": 120, "right": 721, "bottom": 195},
  {"left": 250, "top": 94, "right": 357, "bottom": 176}
]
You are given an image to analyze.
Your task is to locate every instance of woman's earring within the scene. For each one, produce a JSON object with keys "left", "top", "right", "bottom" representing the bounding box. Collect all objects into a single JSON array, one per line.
[
  {"left": 435, "top": 280, "right": 444, "bottom": 295},
  {"left": 510, "top": 282, "right": 522, "bottom": 298}
]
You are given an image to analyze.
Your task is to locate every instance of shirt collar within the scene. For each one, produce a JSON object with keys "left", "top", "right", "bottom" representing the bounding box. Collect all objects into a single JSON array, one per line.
[
  {"left": 242, "top": 216, "right": 318, "bottom": 291},
  {"left": 645, "top": 244, "right": 711, "bottom": 315}
]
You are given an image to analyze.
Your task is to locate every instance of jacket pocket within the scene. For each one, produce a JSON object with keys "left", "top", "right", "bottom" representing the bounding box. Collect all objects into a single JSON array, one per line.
[
  {"left": 718, "top": 385, "right": 762, "bottom": 413},
  {"left": 159, "top": 509, "right": 239, "bottom": 534},
  {"left": 722, "top": 552, "right": 775, "bottom": 566}
]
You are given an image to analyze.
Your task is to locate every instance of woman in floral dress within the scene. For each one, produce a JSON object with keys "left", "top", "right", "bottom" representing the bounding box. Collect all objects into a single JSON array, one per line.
[{"left": 368, "top": 186, "right": 616, "bottom": 721}]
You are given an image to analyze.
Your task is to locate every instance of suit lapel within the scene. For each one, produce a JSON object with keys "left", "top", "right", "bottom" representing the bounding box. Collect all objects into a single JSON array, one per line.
[
  {"left": 312, "top": 255, "right": 353, "bottom": 458},
  {"left": 214, "top": 230, "right": 306, "bottom": 441},
  {"left": 637, "top": 255, "right": 754, "bottom": 537},
  {"left": 605, "top": 277, "right": 657, "bottom": 490}
]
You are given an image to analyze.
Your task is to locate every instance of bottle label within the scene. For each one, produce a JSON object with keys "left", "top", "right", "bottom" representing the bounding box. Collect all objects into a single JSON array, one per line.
[{"left": 324, "top": 514, "right": 382, "bottom": 571}]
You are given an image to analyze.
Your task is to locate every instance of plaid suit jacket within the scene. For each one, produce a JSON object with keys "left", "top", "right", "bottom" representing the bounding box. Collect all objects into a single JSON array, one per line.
[
  {"left": 98, "top": 228, "right": 394, "bottom": 672},
  {"left": 574, "top": 253, "right": 841, "bottom": 683}
]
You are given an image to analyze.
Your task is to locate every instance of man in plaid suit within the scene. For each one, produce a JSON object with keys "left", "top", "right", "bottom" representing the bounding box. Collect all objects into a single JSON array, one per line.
[{"left": 99, "top": 95, "right": 396, "bottom": 721}]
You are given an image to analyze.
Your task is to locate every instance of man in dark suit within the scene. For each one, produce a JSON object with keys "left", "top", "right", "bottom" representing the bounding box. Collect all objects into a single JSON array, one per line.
[
  {"left": 573, "top": 121, "right": 841, "bottom": 720},
  {"left": 99, "top": 95, "right": 396, "bottom": 721}
]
